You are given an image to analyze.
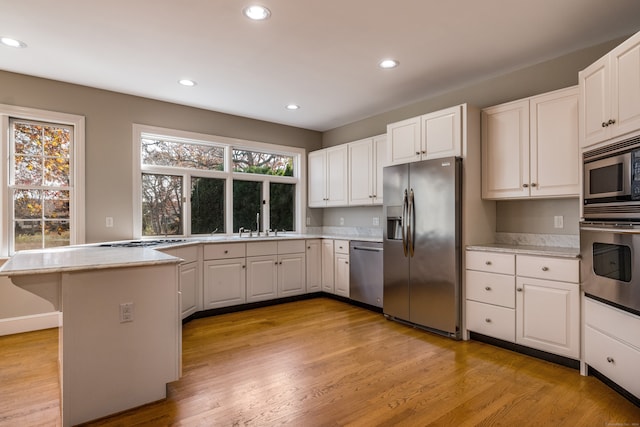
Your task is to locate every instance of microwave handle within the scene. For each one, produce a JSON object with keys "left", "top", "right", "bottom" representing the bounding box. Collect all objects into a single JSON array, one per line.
[{"left": 580, "top": 226, "right": 640, "bottom": 234}]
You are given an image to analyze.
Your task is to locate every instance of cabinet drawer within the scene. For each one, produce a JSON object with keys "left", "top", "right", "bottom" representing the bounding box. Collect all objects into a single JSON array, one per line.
[
  {"left": 334, "top": 240, "right": 349, "bottom": 254},
  {"left": 277, "top": 239, "right": 305, "bottom": 254},
  {"left": 247, "top": 241, "right": 278, "bottom": 257},
  {"left": 585, "top": 298, "right": 640, "bottom": 349},
  {"left": 585, "top": 325, "right": 640, "bottom": 398},
  {"left": 466, "top": 300, "right": 515, "bottom": 342},
  {"left": 516, "top": 255, "right": 579, "bottom": 283},
  {"left": 466, "top": 251, "right": 515, "bottom": 275},
  {"left": 465, "top": 270, "right": 515, "bottom": 308},
  {"left": 176, "top": 245, "right": 199, "bottom": 263},
  {"left": 203, "top": 243, "right": 246, "bottom": 260}
]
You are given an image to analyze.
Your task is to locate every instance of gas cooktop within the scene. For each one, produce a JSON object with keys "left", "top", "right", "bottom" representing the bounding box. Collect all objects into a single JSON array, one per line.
[{"left": 98, "top": 239, "right": 187, "bottom": 248}]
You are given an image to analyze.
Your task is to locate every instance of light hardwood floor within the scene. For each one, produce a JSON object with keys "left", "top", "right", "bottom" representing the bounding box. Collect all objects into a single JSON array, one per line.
[{"left": 1, "top": 298, "right": 639, "bottom": 426}]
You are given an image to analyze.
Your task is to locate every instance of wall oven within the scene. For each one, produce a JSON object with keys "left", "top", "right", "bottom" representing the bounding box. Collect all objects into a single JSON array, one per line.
[
  {"left": 583, "top": 134, "right": 640, "bottom": 220},
  {"left": 580, "top": 222, "right": 640, "bottom": 315}
]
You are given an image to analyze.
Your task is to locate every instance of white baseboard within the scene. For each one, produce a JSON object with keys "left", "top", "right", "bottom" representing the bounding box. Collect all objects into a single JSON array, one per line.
[{"left": 0, "top": 312, "right": 62, "bottom": 336}]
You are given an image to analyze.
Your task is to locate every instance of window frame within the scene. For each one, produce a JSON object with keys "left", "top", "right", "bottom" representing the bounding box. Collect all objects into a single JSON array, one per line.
[
  {"left": 1, "top": 104, "right": 86, "bottom": 256},
  {"left": 132, "top": 124, "right": 306, "bottom": 238}
]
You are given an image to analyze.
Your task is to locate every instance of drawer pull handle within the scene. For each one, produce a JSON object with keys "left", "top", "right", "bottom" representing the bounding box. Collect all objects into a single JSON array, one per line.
[
  {"left": 485, "top": 318, "right": 491, "bottom": 323},
  {"left": 606, "top": 357, "right": 615, "bottom": 364},
  {"left": 485, "top": 261, "right": 492, "bottom": 265},
  {"left": 485, "top": 286, "right": 492, "bottom": 291},
  {"left": 541, "top": 266, "right": 549, "bottom": 271},
  {"left": 517, "top": 287, "right": 523, "bottom": 292}
]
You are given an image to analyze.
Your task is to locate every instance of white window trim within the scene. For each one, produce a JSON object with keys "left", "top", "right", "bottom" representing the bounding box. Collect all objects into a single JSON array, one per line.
[
  {"left": 1, "top": 104, "right": 86, "bottom": 256},
  {"left": 132, "top": 124, "right": 307, "bottom": 238}
]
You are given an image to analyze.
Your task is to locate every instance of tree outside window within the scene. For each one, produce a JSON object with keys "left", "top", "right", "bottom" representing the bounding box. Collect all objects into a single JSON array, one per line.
[{"left": 11, "top": 120, "right": 72, "bottom": 251}]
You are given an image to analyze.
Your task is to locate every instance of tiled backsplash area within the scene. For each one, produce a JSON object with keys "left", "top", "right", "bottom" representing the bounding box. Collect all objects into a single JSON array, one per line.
[
  {"left": 307, "top": 226, "right": 382, "bottom": 240},
  {"left": 495, "top": 232, "right": 579, "bottom": 248}
]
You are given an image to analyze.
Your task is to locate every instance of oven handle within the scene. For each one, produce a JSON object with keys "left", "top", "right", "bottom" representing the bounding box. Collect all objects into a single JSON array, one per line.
[{"left": 580, "top": 226, "right": 640, "bottom": 234}]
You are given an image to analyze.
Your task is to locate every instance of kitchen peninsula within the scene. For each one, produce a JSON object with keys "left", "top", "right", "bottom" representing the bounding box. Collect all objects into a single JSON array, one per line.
[{"left": 0, "top": 247, "right": 182, "bottom": 427}]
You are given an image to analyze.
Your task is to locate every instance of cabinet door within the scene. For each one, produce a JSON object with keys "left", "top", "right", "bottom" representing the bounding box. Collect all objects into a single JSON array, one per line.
[
  {"left": 306, "top": 240, "right": 322, "bottom": 292},
  {"left": 334, "top": 253, "right": 350, "bottom": 298},
  {"left": 481, "top": 100, "right": 530, "bottom": 199},
  {"left": 529, "top": 87, "right": 579, "bottom": 197},
  {"left": 348, "top": 138, "right": 374, "bottom": 205},
  {"left": 179, "top": 261, "right": 199, "bottom": 319},
  {"left": 579, "top": 55, "right": 611, "bottom": 148},
  {"left": 421, "top": 105, "right": 462, "bottom": 159},
  {"left": 246, "top": 255, "right": 278, "bottom": 302},
  {"left": 326, "top": 145, "right": 348, "bottom": 206},
  {"left": 278, "top": 253, "right": 306, "bottom": 297},
  {"left": 611, "top": 33, "right": 640, "bottom": 139},
  {"left": 373, "top": 134, "right": 386, "bottom": 204},
  {"left": 203, "top": 258, "right": 246, "bottom": 309},
  {"left": 387, "top": 117, "right": 420, "bottom": 165},
  {"left": 308, "top": 150, "right": 327, "bottom": 207},
  {"left": 321, "top": 240, "right": 335, "bottom": 293},
  {"left": 515, "top": 277, "right": 579, "bottom": 359}
]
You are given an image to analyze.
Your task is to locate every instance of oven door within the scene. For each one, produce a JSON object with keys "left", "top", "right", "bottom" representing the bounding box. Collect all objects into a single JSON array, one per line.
[{"left": 580, "top": 223, "right": 640, "bottom": 315}]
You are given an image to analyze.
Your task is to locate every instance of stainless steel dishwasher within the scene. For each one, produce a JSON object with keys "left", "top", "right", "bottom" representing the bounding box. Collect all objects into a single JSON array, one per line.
[{"left": 349, "top": 240, "right": 383, "bottom": 308}]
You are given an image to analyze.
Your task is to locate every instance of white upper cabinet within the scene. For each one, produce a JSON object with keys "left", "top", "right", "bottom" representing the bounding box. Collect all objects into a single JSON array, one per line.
[
  {"left": 348, "top": 134, "right": 386, "bottom": 205},
  {"left": 580, "top": 31, "right": 640, "bottom": 148},
  {"left": 387, "top": 105, "right": 462, "bottom": 165},
  {"left": 308, "top": 145, "right": 348, "bottom": 207},
  {"left": 482, "top": 86, "right": 579, "bottom": 199}
]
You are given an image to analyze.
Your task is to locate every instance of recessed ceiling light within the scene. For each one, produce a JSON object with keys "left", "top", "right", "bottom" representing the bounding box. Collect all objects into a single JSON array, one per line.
[
  {"left": 286, "top": 104, "right": 300, "bottom": 110},
  {"left": 379, "top": 59, "right": 399, "bottom": 69},
  {"left": 243, "top": 5, "right": 271, "bottom": 20},
  {"left": 178, "top": 79, "right": 197, "bottom": 87},
  {"left": 0, "top": 36, "right": 27, "bottom": 48}
]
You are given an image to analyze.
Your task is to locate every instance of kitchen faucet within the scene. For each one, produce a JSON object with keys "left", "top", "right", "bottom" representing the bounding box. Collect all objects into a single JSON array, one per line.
[{"left": 256, "top": 212, "right": 260, "bottom": 236}]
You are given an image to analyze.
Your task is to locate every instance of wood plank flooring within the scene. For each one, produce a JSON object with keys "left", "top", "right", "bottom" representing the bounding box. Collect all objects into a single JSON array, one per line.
[{"left": 1, "top": 297, "right": 639, "bottom": 426}]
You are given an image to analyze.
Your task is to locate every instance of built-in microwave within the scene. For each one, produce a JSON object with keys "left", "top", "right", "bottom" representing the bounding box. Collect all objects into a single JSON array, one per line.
[{"left": 583, "top": 135, "right": 640, "bottom": 220}]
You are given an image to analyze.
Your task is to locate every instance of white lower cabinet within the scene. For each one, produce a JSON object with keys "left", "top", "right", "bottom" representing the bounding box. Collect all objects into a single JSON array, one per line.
[
  {"left": 203, "top": 243, "right": 247, "bottom": 309},
  {"left": 203, "top": 258, "right": 247, "bottom": 309},
  {"left": 246, "top": 240, "right": 306, "bottom": 302},
  {"left": 334, "top": 240, "right": 350, "bottom": 298},
  {"left": 160, "top": 245, "right": 202, "bottom": 319},
  {"left": 584, "top": 297, "right": 640, "bottom": 398},
  {"left": 305, "top": 239, "right": 322, "bottom": 292},
  {"left": 321, "top": 240, "right": 335, "bottom": 293},
  {"left": 246, "top": 255, "right": 278, "bottom": 303},
  {"left": 465, "top": 250, "right": 580, "bottom": 359}
]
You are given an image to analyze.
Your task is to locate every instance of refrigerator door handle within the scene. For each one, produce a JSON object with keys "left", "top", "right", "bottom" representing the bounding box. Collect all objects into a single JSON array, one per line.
[
  {"left": 409, "top": 188, "right": 415, "bottom": 257},
  {"left": 402, "top": 189, "right": 409, "bottom": 257}
]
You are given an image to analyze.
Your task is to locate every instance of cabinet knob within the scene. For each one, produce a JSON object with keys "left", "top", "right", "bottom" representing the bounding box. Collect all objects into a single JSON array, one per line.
[
  {"left": 517, "top": 287, "right": 523, "bottom": 292},
  {"left": 602, "top": 121, "right": 608, "bottom": 128},
  {"left": 224, "top": 250, "right": 228, "bottom": 254},
  {"left": 523, "top": 183, "right": 529, "bottom": 188},
  {"left": 421, "top": 150, "right": 426, "bottom": 154},
  {"left": 485, "top": 286, "right": 492, "bottom": 291},
  {"left": 485, "top": 261, "right": 492, "bottom": 265},
  {"left": 531, "top": 183, "right": 537, "bottom": 187},
  {"left": 485, "top": 318, "right": 491, "bottom": 323},
  {"left": 345, "top": 261, "right": 349, "bottom": 265},
  {"left": 415, "top": 151, "right": 421, "bottom": 156},
  {"left": 608, "top": 119, "right": 616, "bottom": 126},
  {"left": 242, "top": 265, "right": 246, "bottom": 269},
  {"left": 606, "top": 357, "right": 615, "bottom": 364},
  {"left": 541, "top": 266, "right": 549, "bottom": 271}
]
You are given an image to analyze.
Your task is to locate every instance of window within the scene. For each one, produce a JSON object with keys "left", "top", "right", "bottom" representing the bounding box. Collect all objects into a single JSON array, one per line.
[
  {"left": 1, "top": 105, "right": 85, "bottom": 256},
  {"left": 133, "top": 125, "right": 305, "bottom": 237}
]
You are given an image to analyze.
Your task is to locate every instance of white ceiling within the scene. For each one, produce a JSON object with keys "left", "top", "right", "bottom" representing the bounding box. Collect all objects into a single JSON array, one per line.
[{"left": 1, "top": 1, "right": 640, "bottom": 132}]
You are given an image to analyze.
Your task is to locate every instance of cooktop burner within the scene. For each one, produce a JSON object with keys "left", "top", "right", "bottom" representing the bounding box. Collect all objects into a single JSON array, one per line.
[{"left": 99, "top": 239, "right": 187, "bottom": 248}]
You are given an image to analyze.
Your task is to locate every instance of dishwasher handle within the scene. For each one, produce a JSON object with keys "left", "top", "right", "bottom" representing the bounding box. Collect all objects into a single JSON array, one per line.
[{"left": 352, "top": 246, "right": 383, "bottom": 252}]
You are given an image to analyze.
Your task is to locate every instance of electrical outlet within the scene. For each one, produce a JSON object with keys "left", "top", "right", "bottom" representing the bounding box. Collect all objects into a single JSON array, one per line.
[
  {"left": 372, "top": 217, "right": 379, "bottom": 226},
  {"left": 554, "top": 216, "right": 564, "bottom": 229},
  {"left": 306, "top": 216, "right": 311, "bottom": 226},
  {"left": 106, "top": 217, "right": 114, "bottom": 228},
  {"left": 119, "top": 302, "right": 134, "bottom": 323},
  {"left": 339, "top": 217, "right": 344, "bottom": 226}
]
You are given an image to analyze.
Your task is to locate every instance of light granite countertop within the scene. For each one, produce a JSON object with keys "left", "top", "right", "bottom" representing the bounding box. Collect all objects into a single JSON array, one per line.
[
  {"left": 0, "top": 246, "right": 181, "bottom": 277},
  {"left": 466, "top": 243, "right": 580, "bottom": 258}
]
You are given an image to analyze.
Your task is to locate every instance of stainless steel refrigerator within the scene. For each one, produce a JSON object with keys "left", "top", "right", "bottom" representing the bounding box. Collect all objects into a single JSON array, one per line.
[{"left": 383, "top": 157, "right": 462, "bottom": 339}]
